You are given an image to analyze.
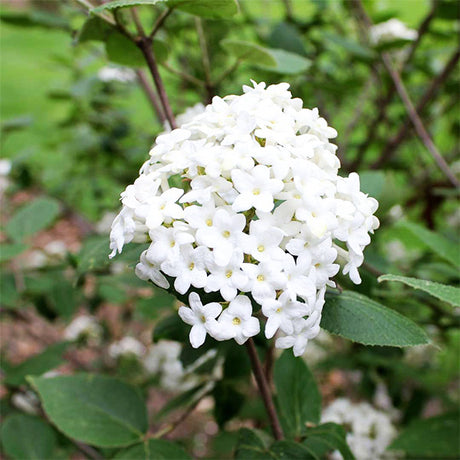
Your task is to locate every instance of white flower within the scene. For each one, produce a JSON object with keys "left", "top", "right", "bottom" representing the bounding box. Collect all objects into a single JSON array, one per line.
[
  {"left": 369, "top": 18, "right": 418, "bottom": 45},
  {"left": 213, "top": 295, "right": 260, "bottom": 345},
  {"left": 98, "top": 65, "right": 136, "bottom": 83},
  {"left": 64, "top": 315, "right": 102, "bottom": 344},
  {"left": 231, "top": 165, "right": 283, "bottom": 213},
  {"left": 321, "top": 398, "right": 397, "bottom": 460},
  {"left": 178, "top": 292, "right": 222, "bottom": 348},
  {"left": 108, "top": 337, "right": 145, "bottom": 359},
  {"left": 110, "top": 82, "right": 379, "bottom": 355}
]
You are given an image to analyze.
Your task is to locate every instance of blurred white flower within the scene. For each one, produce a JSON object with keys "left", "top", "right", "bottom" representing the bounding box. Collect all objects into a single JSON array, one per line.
[
  {"left": 109, "top": 336, "right": 145, "bottom": 359},
  {"left": 12, "top": 391, "right": 40, "bottom": 415},
  {"left": 110, "top": 81, "right": 379, "bottom": 356},
  {"left": 322, "top": 398, "right": 397, "bottom": 460},
  {"left": 370, "top": 18, "right": 418, "bottom": 45},
  {"left": 64, "top": 315, "right": 102, "bottom": 345},
  {"left": 96, "top": 211, "right": 117, "bottom": 234},
  {"left": 0, "top": 158, "right": 12, "bottom": 198},
  {"left": 98, "top": 66, "right": 136, "bottom": 83}
]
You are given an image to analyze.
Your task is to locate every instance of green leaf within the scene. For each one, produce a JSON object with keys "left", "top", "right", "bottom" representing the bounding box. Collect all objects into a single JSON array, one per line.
[
  {"left": 0, "top": 10, "right": 69, "bottom": 30},
  {"left": 167, "top": 0, "right": 239, "bottom": 19},
  {"left": 47, "top": 278, "right": 78, "bottom": 319},
  {"left": 92, "top": 0, "right": 165, "bottom": 14},
  {"left": 324, "top": 33, "right": 375, "bottom": 60},
  {"left": 397, "top": 221, "right": 459, "bottom": 269},
  {"left": 0, "top": 273, "right": 19, "bottom": 308},
  {"left": 271, "top": 440, "right": 318, "bottom": 459},
  {"left": 77, "top": 16, "right": 113, "bottom": 43},
  {"left": 234, "top": 428, "right": 274, "bottom": 459},
  {"left": 257, "top": 49, "right": 311, "bottom": 75},
  {"left": 220, "top": 39, "right": 277, "bottom": 67},
  {"left": 1, "top": 115, "right": 33, "bottom": 134},
  {"left": 114, "top": 439, "right": 191, "bottom": 459},
  {"left": 157, "top": 383, "right": 208, "bottom": 418},
  {"left": 213, "top": 381, "right": 245, "bottom": 427},
  {"left": 6, "top": 197, "right": 60, "bottom": 242},
  {"left": 221, "top": 40, "right": 310, "bottom": 74},
  {"left": 268, "top": 22, "right": 307, "bottom": 56},
  {"left": 77, "top": 236, "right": 111, "bottom": 274},
  {"left": 153, "top": 313, "right": 189, "bottom": 343},
  {"left": 0, "top": 243, "right": 28, "bottom": 263},
  {"left": 390, "top": 413, "right": 460, "bottom": 458},
  {"left": 321, "top": 291, "right": 430, "bottom": 347},
  {"left": 106, "top": 32, "right": 145, "bottom": 67},
  {"left": 359, "top": 170, "right": 385, "bottom": 199},
  {"left": 4, "top": 342, "right": 69, "bottom": 387},
  {"left": 274, "top": 351, "right": 321, "bottom": 438},
  {"left": 1, "top": 414, "right": 56, "bottom": 460},
  {"left": 30, "top": 374, "right": 148, "bottom": 447},
  {"left": 379, "top": 274, "right": 460, "bottom": 308},
  {"left": 303, "top": 423, "right": 355, "bottom": 460}
]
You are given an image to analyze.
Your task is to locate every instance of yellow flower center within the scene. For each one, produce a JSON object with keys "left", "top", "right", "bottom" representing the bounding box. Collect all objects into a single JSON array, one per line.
[
  {"left": 189, "top": 262, "right": 195, "bottom": 270},
  {"left": 257, "top": 245, "right": 265, "bottom": 252},
  {"left": 226, "top": 270, "right": 232, "bottom": 278},
  {"left": 206, "top": 219, "right": 212, "bottom": 226},
  {"left": 232, "top": 317, "right": 241, "bottom": 325},
  {"left": 222, "top": 230, "right": 230, "bottom": 238},
  {"left": 252, "top": 188, "right": 260, "bottom": 195},
  {"left": 257, "top": 274, "right": 265, "bottom": 282}
]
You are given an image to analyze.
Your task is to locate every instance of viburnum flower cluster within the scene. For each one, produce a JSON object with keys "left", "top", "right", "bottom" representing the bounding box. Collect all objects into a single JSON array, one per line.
[{"left": 110, "top": 81, "right": 379, "bottom": 356}]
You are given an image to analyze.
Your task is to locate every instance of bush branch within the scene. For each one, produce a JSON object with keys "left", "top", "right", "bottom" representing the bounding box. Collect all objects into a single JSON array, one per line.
[{"left": 245, "top": 338, "right": 284, "bottom": 441}]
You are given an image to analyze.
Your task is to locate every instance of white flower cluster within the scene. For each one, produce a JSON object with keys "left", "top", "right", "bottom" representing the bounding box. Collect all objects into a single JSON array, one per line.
[
  {"left": 110, "top": 81, "right": 379, "bottom": 356},
  {"left": 64, "top": 315, "right": 102, "bottom": 344},
  {"left": 369, "top": 18, "right": 418, "bottom": 45},
  {"left": 322, "top": 398, "right": 397, "bottom": 460},
  {"left": 108, "top": 336, "right": 146, "bottom": 359}
]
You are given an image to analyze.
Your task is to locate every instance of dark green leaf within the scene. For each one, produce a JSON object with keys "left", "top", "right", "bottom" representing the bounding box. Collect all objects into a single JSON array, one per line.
[
  {"left": 77, "top": 236, "right": 111, "bottom": 274},
  {"left": 77, "top": 16, "right": 113, "bottom": 43},
  {"left": 47, "top": 278, "right": 78, "bottom": 319},
  {"left": 153, "top": 313, "right": 189, "bottom": 343},
  {"left": 324, "top": 33, "right": 375, "bottom": 60},
  {"left": 379, "top": 274, "right": 460, "bottom": 307},
  {"left": 106, "top": 32, "right": 145, "bottom": 67},
  {"left": 213, "top": 381, "right": 245, "bottom": 427},
  {"left": 92, "top": 0, "right": 165, "bottom": 14},
  {"left": 270, "top": 440, "right": 317, "bottom": 459},
  {"left": 114, "top": 439, "right": 191, "bottom": 459},
  {"left": 30, "top": 374, "right": 148, "bottom": 447},
  {"left": 321, "top": 291, "right": 430, "bottom": 347},
  {"left": 234, "top": 428, "right": 274, "bottom": 459},
  {"left": 1, "top": 414, "right": 56, "bottom": 460},
  {"left": 0, "top": 243, "right": 28, "bottom": 263},
  {"left": 274, "top": 351, "right": 321, "bottom": 438},
  {"left": 390, "top": 413, "right": 460, "bottom": 458},
  {"left": 167, "top": 0, "right": 239, "bottom": 19},
  {"left": 6, "top": 197, "right": 60, "bottom": 242},
  {"left": 303, "top": 423, "right": 355, "bottom": 460},
  {"left": 268, "top": 22, "right": 307, "bottom": 56},
  {"left": 435, "top": 1, "right": 460, "bottom": 20},
  {"left": 0, "top": 10, "right": 69, "bottom": 30},
  {"left": 397, "top": 221, "right": 459, "bottom": 268},
  {"left": 4, "top": 342, "right": 69, "bottom": 387}
]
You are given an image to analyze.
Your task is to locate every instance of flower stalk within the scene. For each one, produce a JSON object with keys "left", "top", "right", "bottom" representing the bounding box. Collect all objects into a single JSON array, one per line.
[{"left": 245, "top": 338, "right": 284, "bottom": 441}]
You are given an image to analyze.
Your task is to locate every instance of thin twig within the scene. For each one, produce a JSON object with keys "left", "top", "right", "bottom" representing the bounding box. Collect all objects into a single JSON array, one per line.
[
  {"left": 214, "top": 58, "right": 242, "bottom": 86},
  {"left": 162, "top": 62, "right": 205, "bottom": 87},
  {"left": 149, "top": 7, "right": 173, "bottom": 39},
  {"left": 245, "top": 338, "right": 284, "bottom": 441},
  {"left": 349, "top": 3, "right": 437, "bottom": 170},
  {"left": 353, "top": 0, "right": 459, "bottom": 188},
  {"left": 74, "top": 0, "right": 117, "bottom": 26},
  {"left": 130, "top": 7, "right": 145, "bottom": 37},
  {"left": 372, "top": 49, "right": 460, "bottom": 170},
  {"left": 135, "top": 69, "right": 166, "bottom": 124}
]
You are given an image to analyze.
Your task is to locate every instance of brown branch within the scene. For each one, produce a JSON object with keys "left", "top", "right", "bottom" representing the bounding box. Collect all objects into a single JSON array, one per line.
[
  {"left": 372, "top": 49, "right": 460, "bottom": 170},
  {"left": 135, "top": 69, "right": 166, "bottom": 124},
  {"left": 245, "top": 338, "right": 284, "bottom": 441},
  {"left": 352, "top": 0, "right": 459, "bottom": 188},
  {"left": 349, "top": 2, "right": 437, "bottom": 170}
]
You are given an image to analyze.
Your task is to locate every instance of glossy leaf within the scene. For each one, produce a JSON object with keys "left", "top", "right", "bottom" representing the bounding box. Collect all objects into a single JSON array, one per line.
[
  {"left": 271, "top": 440, "right": 317, "bottom": 459},
  {"left": 274, "top": 351, "right": 321, "bottom": 438},
  {"left": 114, "top": 439, "right": 191, "bottom": 459},
  {"left": 1, "top": 414, "right": 56, "bottom": 460},
  {"left": 106, "top": 32, "right": 145, "bottom": 67},
  {"left": 6, "top": 197, "right": 60, "bottom": 242},
  {"left": 30, "top": 374, "right": 148, "bottom": 447},
  {"left": 379, "top": 274, "right": 460, "bottom": 307},
  {"left": 303, "top": 423, "right": 355, "bottom": 460},
  {"left": 321, "top": 291, "right": 429, "bottom": 347},
  {"left": 234, "top": 428, "right": 274, "bottom": 459}
]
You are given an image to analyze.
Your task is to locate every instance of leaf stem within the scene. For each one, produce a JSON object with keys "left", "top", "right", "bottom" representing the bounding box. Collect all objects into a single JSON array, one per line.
[
  {"left": 195, "top": 17, "right": 214, "bottom": 103},
  {"left": 245, "top": 338, "right": 284, "bottom": 441},
  {"left": 135, "top": 69, "right": 166, "bottom": 124}
]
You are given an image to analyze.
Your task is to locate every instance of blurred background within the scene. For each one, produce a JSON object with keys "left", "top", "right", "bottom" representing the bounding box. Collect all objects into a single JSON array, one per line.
[{"left": 1, "top": 0, "right": 459, "bottom": 458}]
